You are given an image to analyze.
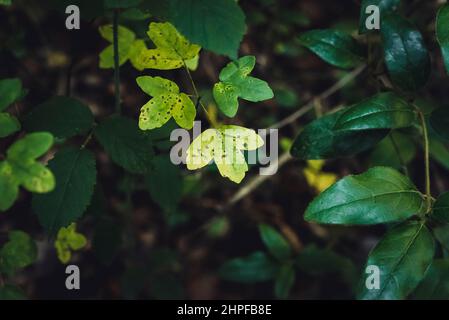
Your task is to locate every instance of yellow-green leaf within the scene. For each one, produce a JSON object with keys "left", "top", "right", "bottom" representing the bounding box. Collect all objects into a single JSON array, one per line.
[
  {"left": 136, "top": 22, "right": 201, "bottom": 70},
  {"left": 55, "top": 223, "right": 87, "bottom": 264},
  {"left": 186, "top": 125, "right": 264, "bottom": 183},
  {"left": 137, "top": 76, "right": 196, "bottom": 130}
]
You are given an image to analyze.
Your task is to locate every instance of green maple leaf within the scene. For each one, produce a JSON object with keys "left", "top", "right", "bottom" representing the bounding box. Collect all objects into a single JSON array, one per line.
[
  {"left": 136, "top": 22, "right": 201, "bottom": 70},
  {"left": 213, "top": 56, "right": 274, "bottom": 117},
  {"left": 137, "top": 76, "right": 196, "bottom": 130},
  {"left": 0, "top": 133, "right": 55, "bottom": 211},
  {"left": 186, "top": 125, "right": 264, "bottom": 183},
  {"left": 54, "top": 223, "right": 87, "bottom": 264}
]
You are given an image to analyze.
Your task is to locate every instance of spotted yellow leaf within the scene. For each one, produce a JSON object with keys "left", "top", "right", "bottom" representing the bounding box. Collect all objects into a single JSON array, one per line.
[
  {"left": 55, "top": 223, "right": 87, "bottom": 264},
  {"left": 135, "top": 22, "right": 201, "bottom": 70},
  {"left": 186, "top": 125, "right": 264, "bottom": 183},
  {"left": 303, "top": 160, "right": 337, "bottom": 193},
  {"left": 137, "top": 76, "right": 196, "bottom": 130}
]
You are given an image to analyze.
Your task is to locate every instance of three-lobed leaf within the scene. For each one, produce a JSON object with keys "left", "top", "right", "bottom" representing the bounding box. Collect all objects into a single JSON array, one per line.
[
  {"left": 0, "top": 133, "right": 55, "bottom": 212},
  {"left": 305, "top": 167, "right": 425, "bottom": 225},
  {"left": 298, "top": 29, "right": 364, "bottom": 69},
  {"left": 186, "top": 125, "right": 264, "bottom": 183},
  {"left": 137, "top": 76, "right": 196, "bottom": 130},
  {"left": 0, "top": 231, "right": 37, "bottom": 276},
  {"left": 54, "top": 223, "right": 87, "bottom": 264},
  {"left": 213, "top": 56, "right": 273, "bottom": 117},
  {"left": 357, "top": 222, "right": 435, "bottom": 300},
  {"left": 136, "top": 22, "right": 201, "bottom": 70}
]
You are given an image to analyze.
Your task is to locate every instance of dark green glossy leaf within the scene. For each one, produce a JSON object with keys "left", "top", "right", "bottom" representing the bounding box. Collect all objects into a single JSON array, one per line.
[
  {"left": 436, "top": 4, "right": 449, "bottom": 74},
  {"left": 94, "top": 115, "right": 154, "bottom": 174},
  {"left": 291, "top": 110, "right": 388, "bottom": 160},
  {"left": 433, "top": 224, "right": 449, "bottom": 251},
  {"left": 145, "top": 155, "right": 182, "bottom": 212},
  {"left": 219, "top": 251, "right": 278, "bottom": 283},
  {"left": 298, "top": 29, "right": 364, "bottom": 69},
  {"left": 357, "top": 222, "right": 435, "bottom": 300},
  {"left": 23, "top": 96, "right": 94, "bottom": 139},
  {"left": 370, "top": 132, "right": 416, "bottom": 168},
  {"left": 32, "top": 147, "right": 96, "bottom": 234},
  {"left": 413, "top": 259, "right": 449, "bottom": 300},
  {"left": 430, "top": 107, "right": 449, "bottom": 141},
  {"left": 433, "top": 192, "right": 449, "bottom": 223},
  {"left": 0, "top": 231, "right": 37, "bottom": 276},
  {"left": 259, "top": 224, "right": 292, "bottom": 261},
  {"left": 305, "top": 167, "right": 425, "bottom": 225},
  {"left": 0, "top": 113, "right": 20, "bottom": 138},
  {"left": 359, "top": 0, "right": 400, "bottom": 34},
  {"left": 335, "top": 92, "right": 416, "bottom": 131},
  {"left": 381, "top": 14, "right": 430, "bottom": 91},
  {"left": 274, "top": 263, "right": 295, "bottom": 299}
]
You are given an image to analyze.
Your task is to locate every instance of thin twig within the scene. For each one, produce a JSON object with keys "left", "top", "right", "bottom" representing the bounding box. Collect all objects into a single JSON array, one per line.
[{"left": 269, "top": 64, "right": 366, "bottom": 130}]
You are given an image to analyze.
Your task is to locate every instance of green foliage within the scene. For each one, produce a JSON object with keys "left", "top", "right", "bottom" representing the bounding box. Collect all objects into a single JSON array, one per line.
[
  {"left": 259, "top": 224, "right": 292, "bottom": 261},
  {"left": 436, "top": 4, "right": 449, "bottom": 74},
  {"left": 213, "top": 56, "right": 273, "bottom": 117},
  {"left": 305, "top": 167, "right": 425, "bottom": 225},
  {"left": 430, "top": 106, "right": 449, "bottom": 141},
  {"left": 274, "top": 263, "right": 295, "bottom": 299},
  {"left": 146, "top": 155, "right": 182, "bottom": 212},
  {"left": 94, "top": 115, "right": 154, "bottom": 174},
  {"left": 359, "top": 0, "right": 400, "bottom": 34},
  {"left": 370, "top": 132, "right": 416, "bottom": 168},
  {"left": 0, "top": 133, "right": 55, "bottom": 211},
  {"left": 54, "top": 223, "right": 87, "bottom": 264},
  {"left": 357, "top": 222, "right": 434, "bottom": 300},
  {"left": 0, "top": 78, "right": 22, "bottom": 111},
  {"left": 219, "top": 251, "right": 278, "bottom": 283},
  {"left": 23, "top": 96, "right": 94, "bottom": 139},
  {"left": 381, "top": 14, "right": 431, "bottom": 91},
  {"left": 432, "top": 192, "right": 449, "bottom": 223},
  {"left": 0, "top": 113, "right": 20, "bottom": 138},
  {"left": 413, "top": 259, "right": 449, "bottom": 299},
  {"left": 104, "top": 0, "right": 141, "bottom": 9},
  {"left": 298, "top": 29, "right": 364, "bottom": 69},
  {"left": 186, "top": 125, "right": 264, "bottom": 183},
  {"left": 136, "top": 22, "right": 201, "bottom": 70},
  {"left": 290, "top": 109, "right": 388, "bottom": 160},
  {"left": 142, "top": 0, "right": 246, "bottom": 58},
  {"left": 32, "top": 147, "right": 96, "bottom": 234},
  {"left": 0, "top": 285, "right": 26, "bottom": 300},
  {"left": 0, "top": 231, "right": 37, "bottom": 276},
  {"left": 99, "top": 24, "right": 144, "bottom": 70},
  {"left": 137, "top": 76, "right": 196, "bottom": 130},
  {"left": 334, "top": 92, "right": 416, "bottom": 130}
]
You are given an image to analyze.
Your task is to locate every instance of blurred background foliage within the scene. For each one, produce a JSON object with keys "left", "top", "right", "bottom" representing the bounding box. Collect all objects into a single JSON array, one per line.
[{"left": 1, "top": 0, "right": 449, "bottom": 299}]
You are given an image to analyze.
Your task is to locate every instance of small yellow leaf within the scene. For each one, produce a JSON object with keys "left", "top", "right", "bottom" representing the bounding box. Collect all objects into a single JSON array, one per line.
[
  {"left": 54, "top": 223, "right": 87, "bottom": 264},
  {"left": 303, "top": 160, "right": 337, "bottom": 193},
  {"left": 186, "top": 125, "right": 264, "bottom": 184}
]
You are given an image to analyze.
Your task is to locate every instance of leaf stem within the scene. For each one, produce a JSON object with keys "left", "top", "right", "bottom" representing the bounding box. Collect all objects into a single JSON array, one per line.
[
  {"left": 113, "top": 9, "right": 121, "bottom": 114},
  {"left": 183, "top": 64, "right": 217, "bottom": 128},
  {"left": 417, "top": 110, "right": 431, "bottom": 212}
]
